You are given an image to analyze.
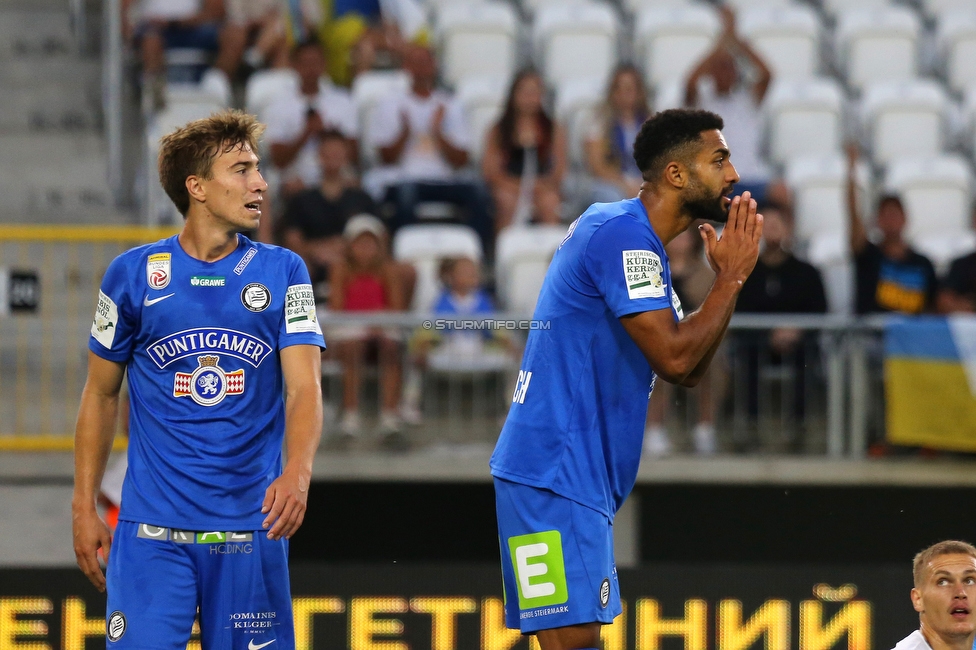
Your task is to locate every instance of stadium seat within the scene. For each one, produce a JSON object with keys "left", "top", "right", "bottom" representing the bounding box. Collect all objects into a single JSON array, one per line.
[
  {"left": 634, "top": 5, "right": 721, "bottom": 91},
  {"left": 392, "top": 224, "right": 484, "bottom": 311},
  {"left": 436, "top": 2, "right": 518, "bottom": 89},
  {"left": 820, "top": 0, "right": 888, "bottom": 19},
  {"left": 723, "top": 0, "right": 791, "bottom": 12},
  {"left": 145, "top": 92, "right": 227, "bottom": 225},
  {"left": 738, "top": 5, "right": 822, "bottom": 81},
  {"left": 244, "top": 68, "right": 298, "bottom": 124},
  {"left": 884, "top": 155, "right": 976, "bottom": 269},
  {"left": 533, "top": 2, "right": 619, "bottom": 93},
  {"left": 351, "top": 70, "right": 411, "bottom": 167},
  {"left": 455, "top": 76, "right": 507, "bottom": 163},
  {"left": 495, "top": 224, "right": 569, "bottom": 315},
  {"left": 921, "top": 0, "right": 976, "bottom": 20},
  {"left": 520, "top": 0, "right": 588, "bottom": 17},
  {"left": 555, "top": 77, "right": 605, "bottom": 168},
  {"left": 860, "top": 80, "right": 950, "bottom": 167},
  {"left": 762, "top": 78, "right": 846, "bottom": 167},
  {"left": 936, "top": 10, "right": 976, "bottom": 95},
  {"left": 621, "top": 0, "right": 693, "bottom": 15},
  {"left": 835, "top": 7, "right": 921, "bottom": 91},
  {"left": 965, "top": 89, "right": 976, "bottom": 157}
]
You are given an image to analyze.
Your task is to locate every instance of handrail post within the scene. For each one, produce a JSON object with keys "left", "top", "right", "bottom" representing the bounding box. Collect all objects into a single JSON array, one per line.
[{"left": 825, "top": 330, "right": 846, "bottom": 457}]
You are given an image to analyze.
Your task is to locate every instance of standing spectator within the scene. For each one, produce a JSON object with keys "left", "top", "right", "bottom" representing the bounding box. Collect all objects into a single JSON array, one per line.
[
  {"left": 265, "top": 37, "right": 359, "bottom": 195},
  {"left": 584, "top": 64, "right": 652, "bottom": 204},
  {"left": 281, "top": 129, "right": 378, "bottom": 296},
  {"left": 329, "top": 215, "right": 409, "bottom": 446},
  {"left": 735, "top": 203, "right": 827, "bottom": 449},
  {"left": 685, "top": 6, "right": 772, "bottom": 202},
  {"left": 369, "top": 45, "right": 493, "bottom": 251},
  {"left": 123, "top": 0, "right": 239, "bottom": 110},
  {"left": 223, "top": 0, "right": 323, "bottom": 73},
  {"left": 643, "top": 228, "right": 721, "bottom": 456},
  {"left": 483, "top": 69, "right": 567, "bottom": 232},
  {"left": 846, "top": 144, "right": 938, "bottom": 314}
]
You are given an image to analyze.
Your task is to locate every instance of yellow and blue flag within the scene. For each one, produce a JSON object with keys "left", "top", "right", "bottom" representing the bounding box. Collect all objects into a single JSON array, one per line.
[{"left": 885, "top": 316, "right": 976, "bottom": 449}]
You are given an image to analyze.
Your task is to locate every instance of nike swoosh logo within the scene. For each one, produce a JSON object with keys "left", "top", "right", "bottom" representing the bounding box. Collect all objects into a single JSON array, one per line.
[
  {"left": 143, "top": 293, "right": 174, "bottom": 307},
  {"left": 248, "top": 640, "right": 276, "bottom": 650}
]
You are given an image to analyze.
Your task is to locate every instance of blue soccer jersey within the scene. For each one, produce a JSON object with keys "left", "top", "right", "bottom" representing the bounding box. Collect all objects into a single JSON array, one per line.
[
  {"left": 490, "top": 198, "right": 681, "bottom": 518},
  {"left": 89, "top": 234, "right": 325, "bottom": 531}
]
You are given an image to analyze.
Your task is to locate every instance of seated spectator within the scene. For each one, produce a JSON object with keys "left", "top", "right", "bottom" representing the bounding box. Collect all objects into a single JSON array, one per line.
[
  {"left": 735, "top": 203, "right": 827, "bottom": 449},
  {"left": 685, "top": 6, "right": 772, "bottom": 202},
  {"left": 265, "top": 37, "right": 359, "bottom": 195},
  {"left": 482, "top": 69, "right": 567, "bottom": 232},
  {"left": 223, "top": 0, "right": 322, "bottom": 73},
  {"left": 123, "top": 0, "right": 239, "bottom": 110},
  {"left": 329, "top": 215, "right": 409, "bottom": 446},
  {"left": 939, "top": 248, "right": 976, "bottom": 313},
  {"left": 846, "top": 144, "right": 938, "bottom": 314},
  {"left": 369, "top": 45, "right": 493, "bottom": 251},
  {"left": 584, "top": 64, "right": 651, "bottom": 204},
  {"left": 643, "top": 228, "right": 721, "bottom": 456},
  {"left": 280, "top": 129, "right": 378, "bottom": 296},
  {"left": 401, "top": 256, "right": 516, "bottom": 423}
]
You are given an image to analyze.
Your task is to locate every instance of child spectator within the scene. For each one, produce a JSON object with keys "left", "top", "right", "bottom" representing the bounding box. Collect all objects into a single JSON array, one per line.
[
  {"left": 482, "top": 69, "right": 567, "bottom": 232},
  {"left": 329, "top": 214, "right": 408, "bottom": 447},
  {"left": 584, "top": 64, "right": 651, "bottom": 203}
]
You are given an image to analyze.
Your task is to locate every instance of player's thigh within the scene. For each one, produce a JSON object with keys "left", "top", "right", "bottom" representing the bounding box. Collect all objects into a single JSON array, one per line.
[
  {"left": 493, "top": 478, "right": 621, "bottom": 635},
  {"left": 195, "top": 532, "right": 295, "bottom": 650},
  {"left": 106, "top": 521, "right": 198, "bottom": 650}
]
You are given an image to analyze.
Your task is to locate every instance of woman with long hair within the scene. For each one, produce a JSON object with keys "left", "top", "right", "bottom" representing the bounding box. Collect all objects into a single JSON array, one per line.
[{"left": 482, "top": 69, "right": 567, "bottom": 232}]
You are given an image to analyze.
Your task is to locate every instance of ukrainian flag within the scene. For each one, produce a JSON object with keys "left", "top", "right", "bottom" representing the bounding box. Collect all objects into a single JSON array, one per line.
[{"left": 885, "top": 316, "right": 976, "bottom": 449}]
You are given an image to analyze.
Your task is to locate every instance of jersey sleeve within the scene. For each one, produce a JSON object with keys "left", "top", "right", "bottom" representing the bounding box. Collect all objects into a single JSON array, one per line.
[
  {"left": 279, "top": 253, "right": 327, "bottom": 350},
  {"left": 583, "top": 216, "right": 673, "bottom": 318},
  {"left": 89, "top": 253, "right": 138, "bottom": 362}
]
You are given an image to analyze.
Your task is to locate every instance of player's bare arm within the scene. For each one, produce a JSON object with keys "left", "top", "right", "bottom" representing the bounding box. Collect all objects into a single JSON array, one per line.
[
  {"left": 72, "top": 351, "right": 125, "bottom": 591},
  {"left": 262, "top": 343, "right": 323, "bottom": 540},
  {"left": 621, "top": 193, "right": 762, "bottom": 386}
]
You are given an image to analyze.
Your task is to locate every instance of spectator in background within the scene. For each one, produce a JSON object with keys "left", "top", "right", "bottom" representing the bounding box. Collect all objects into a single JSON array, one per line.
[
  {"left": 643, "top": 228, "right": 722, "bottom": 456},
  {"left": 370, "top": 45, "right": 493, "bottom": 251},
  {"left": 223, "top": 0, "right": 323, "bottom": 73},
  {"left": 685, "top": 6, "right": 772, "bottom": 203},
  {"left": 123, "top": 0, "right": 238, "bottom": 110},
  {"left": 482, "top": 69, "right": 567, "bottom": 232},
  {"left": 846, "top": 144, "right": 938, "bottom": 314},
  {"left": 266, "top": 37, "right": 358, "bottom": 195},
  {"left": 281, "top": 129, "right": 378, "bottom": 297},
  {"left": 329, "top": 215, "right": 409, "bottom": 447},
  {"left": 584, "top": 64, "right": 652, "bottom": 204},
  {"left": 939, "top": 249, "right": 976, "bottom": 313},
  {"left": 735, "top": 203, "right": 827, "bottom": 449}
]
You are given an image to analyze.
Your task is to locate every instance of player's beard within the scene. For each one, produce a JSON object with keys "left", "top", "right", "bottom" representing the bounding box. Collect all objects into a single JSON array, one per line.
[{"left": 683, "top": 172, "right": 734, "bottom": 223}]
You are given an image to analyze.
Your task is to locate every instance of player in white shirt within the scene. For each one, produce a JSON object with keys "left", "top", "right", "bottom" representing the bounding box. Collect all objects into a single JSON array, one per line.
[{"left": 892, "top": 540, "right": 976, "bottom": 650}]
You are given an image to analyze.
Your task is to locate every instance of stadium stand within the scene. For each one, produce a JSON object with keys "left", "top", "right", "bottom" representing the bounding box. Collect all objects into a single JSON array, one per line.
[
  {"left": 737, "top": 5, "right": 821, "bottom": 81},
  {"left": 762, "top": 77, "right": 846, "bottom": 166},
  {"left": 936, "top": 9, "right": 976, "bottom": 96},
  {"left": 634, "top": 4, "right": 720, "bottom": 92},
  {"left": 834, "top": 7, "right": 921, "bottom": 91},
  {"left": 860, "top": 79, "right": 950, "bottom": 167},
  {"left": 435, "top": 1, "right": 518, "bottom": 89},
  {"left": 532, "top": 2, "right": 619, "bottom": 94},
  {"left": 392, "top": 223, "right": 483, "bottom": 311}
]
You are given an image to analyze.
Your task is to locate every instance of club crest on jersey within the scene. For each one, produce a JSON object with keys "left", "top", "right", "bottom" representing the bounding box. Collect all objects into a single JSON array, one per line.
[
  {"left": 146, "top": 253, "right": 171, "bottom": 290},
  {"left": 174, "top": 355, "right": 244, "bottom": 406},
  {"left": 241, "top": 283, "right": 271, "bottom": 312}
]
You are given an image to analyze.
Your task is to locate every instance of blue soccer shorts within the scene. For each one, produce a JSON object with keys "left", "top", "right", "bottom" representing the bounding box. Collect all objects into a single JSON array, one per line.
[
  {"left": 106, "top": 521, "right": 294, "bottom": 650},
  {"left": 494, "top": 477, "right": 621, "bottom": 634}
]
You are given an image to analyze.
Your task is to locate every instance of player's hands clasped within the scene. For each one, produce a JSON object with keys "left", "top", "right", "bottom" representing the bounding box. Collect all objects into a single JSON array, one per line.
[
  {"left": 699, "top": 190, "right": 763, "bottom": 285},
  {"left": 72, "top": 504, "right": 112, "bottom": 592},
  {"left": 261, "top": 467, "right": 310, "bottom": 541}
]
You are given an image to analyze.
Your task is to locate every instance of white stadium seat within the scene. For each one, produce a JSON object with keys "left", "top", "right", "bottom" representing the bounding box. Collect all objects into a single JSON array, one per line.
[
  {"left": 533, "top": 2, "right": 619, "bottom": 93},
  {"left": 723, "top": 0, "right": 791, "bottom": 12},
  {"left": 351, "top": 70, "right": 410, "bottom": 167},
  {"left": 520, "top": 0, "right": 588, "bottom": 17},
  {"left": 392, "top": 225, "right": 484, "bottom": 312},
  {"left": 436, "top": 2, "right": 518, "bottom": 89},
  {"left": 455, "top": 76, "right": 507, "bottom": 163},
  {"left": 621, "top": 0, "right": 693, "bottom": 15},
  {"left": 860, "top": 80, "right": 949, "bottom": 167},
  {"left": 885, "top": 155, "right": 976, "bottom": 270},
  {"left": 820, "top": 0, "right": 888, "bottom": 19},
  {"left": 244, "top": 68, "right": 298, "bottom": 123},
  {"left": 835, "top": 7, "right": 920, "bottom": 91},
  {"left": 936, "top": 10, "right": 976, "bottom": 95},
  {"left": 495, "top": 225, "right": 569, "bottom": 315},
  {"left": 635, "top": 5, "right": 720, "bottom": 90},
  {"left": 763, "top": 78, "right": 846, "bottom": 166},
  {"left": 921, "top": 0, "right": 976, "bottom": 20},
  {"left": 965, "top": 89, "right": 976, "bottom": 158},
  {"left": 738, "top": 6, "right": 822, "bottom": 81},
  {"left": 555, "top": 77, "right": 605, "bottom": 168}
]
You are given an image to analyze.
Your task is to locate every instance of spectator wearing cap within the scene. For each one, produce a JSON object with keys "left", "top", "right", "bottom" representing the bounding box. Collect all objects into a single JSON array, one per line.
[
  {"left": 328, "top": 214, "right": 411, "bottom": 446},
  {"left": 266, "top": 37, "right": 359, "bottom": 195},
  {"left": 846, "top": 144, "right": 937, "bottom": 315},
  {"left": 280, "top": 129, "right": 378, "bottom": 295}
]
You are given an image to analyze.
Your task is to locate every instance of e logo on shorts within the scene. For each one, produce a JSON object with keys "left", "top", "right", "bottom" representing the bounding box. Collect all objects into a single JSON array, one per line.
[{"left": 508, "top": 530, "right": 569, "bottom": 609}]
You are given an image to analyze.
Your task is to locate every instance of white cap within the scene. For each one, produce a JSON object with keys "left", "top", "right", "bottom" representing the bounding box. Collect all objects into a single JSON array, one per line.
[{"left": 343, "top": 213, "right": 386, "bottom": 240}]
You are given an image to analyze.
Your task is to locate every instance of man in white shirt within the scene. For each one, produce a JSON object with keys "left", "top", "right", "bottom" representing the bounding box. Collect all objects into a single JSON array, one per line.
[
  {"left": 892, "top": 540, "right": 976, "bottom": 650},
  {"left": 368, "top": 45, "right": 492, "bottom": 252},
  {"left": 266, "top": 38, "right": 359, "bottom": 193}
]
